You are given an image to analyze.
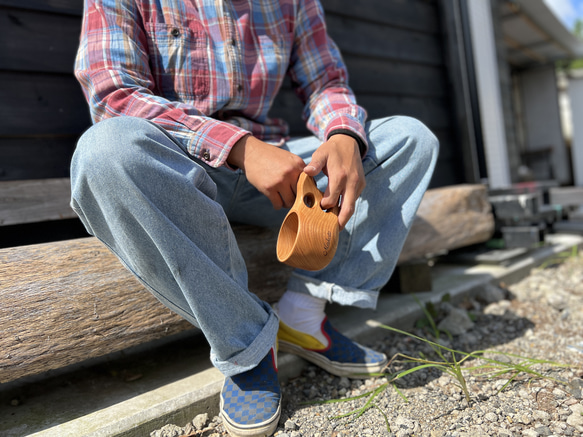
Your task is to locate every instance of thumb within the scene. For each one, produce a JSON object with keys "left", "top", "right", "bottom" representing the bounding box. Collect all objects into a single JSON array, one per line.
[{"left": 304, "top": 154, "right": 325, "bottom": 176}]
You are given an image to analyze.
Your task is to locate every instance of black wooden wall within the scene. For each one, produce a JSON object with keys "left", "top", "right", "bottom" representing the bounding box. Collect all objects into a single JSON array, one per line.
[
  {"left": 0, "top": 0, "right": 461, "bottom": 186},
  {"left": 0, "top": 0, "right": 89, "bottom": 181}
]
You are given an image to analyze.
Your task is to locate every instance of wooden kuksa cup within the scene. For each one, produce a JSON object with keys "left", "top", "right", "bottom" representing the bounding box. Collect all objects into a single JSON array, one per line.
[{"left": 276, "top": 173, "right": 340, "bottom": 271}]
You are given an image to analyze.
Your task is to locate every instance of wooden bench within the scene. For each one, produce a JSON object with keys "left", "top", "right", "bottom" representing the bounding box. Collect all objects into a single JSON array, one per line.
[{"left": 0, "top": 179, "right": 495, "bottom": 383}]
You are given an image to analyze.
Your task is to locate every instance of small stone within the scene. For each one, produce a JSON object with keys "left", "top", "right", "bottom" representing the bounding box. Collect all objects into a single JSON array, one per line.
[
  {"left": 480, "top": 283, "right": 506, "bottom": 303},
  {"left": 533, "top": 409, "right": 550, "bottom": 422},
  {"left": 534, "top": 425, "right": 552, "bottom": 436},
  {"left": 567, "top": 403, "right": 583, "bottom": 430},
  {"left": 152, "top": 424, "right": 182, "bottom": 437},
  {"left": 394, "top": 415, "right": 420, "bottom": 436},
  {"left": 308, "top": 386, "right": 318, "bottom": 399},
  {"left": 437, "top": 307, "right": 474, "bottom": 336},
  {"left": 290, "top": 432, "right": 301, "bottom": 437},
  {"left": 546, "top": 291, "right": 569, "bottom": 310},
  {"left": 284, "top": 419, "right": 298, "bottom": 431},
  {"left": 569, "top": 379, "right": 583, "bottom": 399},
  {"left": 484, "top": 300, "right": 511, "bottom": 316},
  {"left": 485, "top": 412, "right": 498, "bottom": 422},
  {"left": 338, "top": 377, "right": 350, "bottom": 388},
  {"left": 183, "top": 423, "right": 195, "bottom": 435},
  {"left": 522, "top": 430, "right": 538, "bottom": 437},
  {"left": 193, "top": 413, "right": 208, "bottom": 430},
  {"left": 516, "top": 413, "right": 532, "bottom": 425}
]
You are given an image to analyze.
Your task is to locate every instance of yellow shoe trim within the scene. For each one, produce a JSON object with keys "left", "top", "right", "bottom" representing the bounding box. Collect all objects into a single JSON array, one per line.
[{"left": 278, "top": 320, "right": 327, "bottom": 351}]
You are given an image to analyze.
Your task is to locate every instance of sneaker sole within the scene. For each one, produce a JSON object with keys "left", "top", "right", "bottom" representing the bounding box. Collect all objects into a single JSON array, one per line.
[
  {"left": 279, "top": 340, "right": 388, "bottom": 378},
  {"left": 220, "top": 398, "right": 281, "bottom": 437}
]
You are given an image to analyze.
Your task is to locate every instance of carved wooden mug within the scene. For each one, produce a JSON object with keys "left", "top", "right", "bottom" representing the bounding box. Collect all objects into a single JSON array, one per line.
[{"left": 276, "top": 173, "right": 340, "bottom": 271}]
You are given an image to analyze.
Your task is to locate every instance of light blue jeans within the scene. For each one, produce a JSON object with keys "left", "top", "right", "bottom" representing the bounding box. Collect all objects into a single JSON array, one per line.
[{"left": 70, "top": 115, "right": 438, "bottom": 376}]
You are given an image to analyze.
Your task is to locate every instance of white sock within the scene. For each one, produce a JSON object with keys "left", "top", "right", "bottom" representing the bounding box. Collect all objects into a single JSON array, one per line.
[{"left": 275, "top": 290, "right": 328, "bottom": 345}]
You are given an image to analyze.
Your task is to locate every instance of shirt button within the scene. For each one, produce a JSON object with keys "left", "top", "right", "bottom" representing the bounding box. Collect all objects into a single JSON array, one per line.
[
  {"left": 236, "top": 84, "right": 242, "bottom": 92},
  {"left": 171, "top": 28, "right": 180, "bottom": 37},
  {"left": 230, "top": 38, "right": 237, "bottom": 47},
  {"left": 202, "top": 150, "right": 211, "bottom": 161}
]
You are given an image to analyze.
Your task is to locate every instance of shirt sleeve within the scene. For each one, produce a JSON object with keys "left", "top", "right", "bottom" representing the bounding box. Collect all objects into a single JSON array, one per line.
[
  {"left": 287, "top": 0, "right": 369, "bottom": 155},
  {"left": 74, "top": 0, "right": 248, "bottom": 168}
]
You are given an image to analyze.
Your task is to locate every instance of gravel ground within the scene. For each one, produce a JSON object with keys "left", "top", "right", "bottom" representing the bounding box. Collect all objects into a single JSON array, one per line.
[{"left": 152, "top": 252, "right": 583, "bottom": 437}]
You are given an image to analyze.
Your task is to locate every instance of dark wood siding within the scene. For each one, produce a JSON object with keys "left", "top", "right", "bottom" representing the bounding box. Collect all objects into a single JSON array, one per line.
[
  {"left": 0, "top": 0, "right": 460, "bottom": 187},
  {"left": 0, "top": 0, "right": 88, "bottom": 180}
]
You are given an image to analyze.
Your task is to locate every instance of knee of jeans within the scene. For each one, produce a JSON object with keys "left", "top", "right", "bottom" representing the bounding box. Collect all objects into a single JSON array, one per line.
[
  {"left": 410, "top": 117, "right": 439, "bottom": 165},
  {"left": 73, "top": 117, "right": 156, "bottom": 180},
  {"left": 71, "top": 117, "right": 155, "bottom": 208},
  {"left": 388, "top": 115, "right": 440, "bottom": 167},
  {"left": 76, "top": 116, "right": 152, "bottom": 162},
  {"left": 369, "top": 116, "right": 439, "bottom": 169}
]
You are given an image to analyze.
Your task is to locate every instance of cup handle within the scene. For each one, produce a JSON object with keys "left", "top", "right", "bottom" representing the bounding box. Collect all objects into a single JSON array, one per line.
[{"left": 295, "top": 173, "right": 340, "bottom": 216}]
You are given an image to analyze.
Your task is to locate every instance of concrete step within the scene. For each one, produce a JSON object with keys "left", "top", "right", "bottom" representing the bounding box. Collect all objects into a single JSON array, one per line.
[{"left": 1, "top": 233, "right": 582, "bottom": 437}]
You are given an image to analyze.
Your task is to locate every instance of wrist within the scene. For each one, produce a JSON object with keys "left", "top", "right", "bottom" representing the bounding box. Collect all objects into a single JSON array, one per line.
[
  {"left": 227, "top": 134, "right": 251, "bottom": 169},
  {"left": 228, "top": 134, "right": 270, "bottom": 171},
  {"left": 327, "top": 130, "right": 367, "bottom": 157}
]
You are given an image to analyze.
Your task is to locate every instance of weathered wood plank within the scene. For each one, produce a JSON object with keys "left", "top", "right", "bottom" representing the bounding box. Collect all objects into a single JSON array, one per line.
[
  {"left": 0, "top": 72, "right": 91, "bottom": 136},
  {"left": 0, "top": 8, "right": 82, "bottom": 73},
  {"left": 398, "top": 184, "right": 495, "bottom": 262},
  {"left": 0, "top": 178, "right": 76, "bottom": 226},
  {"left": 0, "top": 238, "right": 193, "bottom": 383}
]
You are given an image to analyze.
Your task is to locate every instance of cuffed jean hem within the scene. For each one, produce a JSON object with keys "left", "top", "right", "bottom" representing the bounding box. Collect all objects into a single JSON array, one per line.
[
  {"left": 211, "top": 309, "right": 280, "bottom": 377},
  {"left": 286, "top": 272, "right": 379, "bottom": 309}
]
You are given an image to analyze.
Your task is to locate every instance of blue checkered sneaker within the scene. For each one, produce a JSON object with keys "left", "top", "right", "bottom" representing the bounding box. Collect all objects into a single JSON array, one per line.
[
  {"left": 220, "top": 348, "right": 281, "bottom": 437},
  {"left": 279, "top": 318, "right": 388, "bottom": 378}
]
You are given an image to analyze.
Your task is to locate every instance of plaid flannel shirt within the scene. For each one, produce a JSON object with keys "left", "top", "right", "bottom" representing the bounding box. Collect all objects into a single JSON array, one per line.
[{"left": 75, "top": 0, "right": 368, "bottom": 168}]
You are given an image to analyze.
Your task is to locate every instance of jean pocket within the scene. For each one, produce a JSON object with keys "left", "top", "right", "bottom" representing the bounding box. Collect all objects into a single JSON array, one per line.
[{"left": 145, "top": 22, "right": 210, "bottom": 100}]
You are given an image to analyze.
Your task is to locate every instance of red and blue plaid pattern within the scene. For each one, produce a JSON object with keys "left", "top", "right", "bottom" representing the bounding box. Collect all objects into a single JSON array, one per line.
[{"left": 75, "top": 0, "right": 368, "bottom": 169}]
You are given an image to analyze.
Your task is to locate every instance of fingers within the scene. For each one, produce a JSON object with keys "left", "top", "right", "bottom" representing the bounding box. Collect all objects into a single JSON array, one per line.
[
  {"left": 305, "top": 134, "right": 366, "bottom": 229},
  {"left": 234, "top": 137, "right": 305, "bottom": 210},
  {"left": 337, "top": 191, "right": 356, "bottom": 231},
  {"left": 266, "top": 181, "right": 298, "bottom": 210},
  {"left": 320, "top": 168, "right": 345, "bottom": 209},
  {"left": 326, "top": 170, "right": 365, "bottom": 230},
  {"left": 304, "top": 160, "right": 324, "bottom": 177},
  {"left": 268, "top": 193, "right": 283, "bottom": 210},
  {"left": 279, "top": 183, "right": 297, "bottom": 209}
]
